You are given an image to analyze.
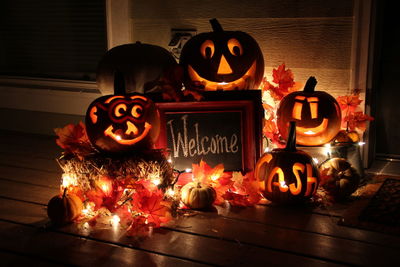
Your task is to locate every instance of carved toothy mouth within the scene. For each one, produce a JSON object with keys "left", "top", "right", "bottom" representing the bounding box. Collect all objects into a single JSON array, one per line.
[
  {"left": 187, "top": 61, "right": 257, "bottom": 90},
  {"left": 104, "top": 121, "right": 152, "bottom": 145},
  {"left": 296, "top": 118, "right": 328, "bottom": 136}
]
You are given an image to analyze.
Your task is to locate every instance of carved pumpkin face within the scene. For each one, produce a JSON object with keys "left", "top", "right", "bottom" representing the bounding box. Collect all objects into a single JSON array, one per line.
[
  {"left": 255, "top": 122, "right": 319, "bottom": 203},
  {"left": 85, "top": 93, "right": 160, "bottom": 153},
  {"left": 180, "top": 19, "right": 264, "bottom": 91},
  {"left": 277, "top": 77, "right": 341, "bottom": 146}
]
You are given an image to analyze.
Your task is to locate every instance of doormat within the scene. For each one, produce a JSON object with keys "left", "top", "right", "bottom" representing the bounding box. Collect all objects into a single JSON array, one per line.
[{"left": 338, "top": 178, "right": 400, "bottom": 235}]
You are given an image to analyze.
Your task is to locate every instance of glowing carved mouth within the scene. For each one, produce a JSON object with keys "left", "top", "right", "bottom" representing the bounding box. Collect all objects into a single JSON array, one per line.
[
  {"left": 296, "top": 118, "right": 328, "bottom": 136},
  {"left": 188, "top": 61, "right": 257, "bottom": 91},
  {"left": 104, "top": 121, "right": 152, "bottom": 145}
]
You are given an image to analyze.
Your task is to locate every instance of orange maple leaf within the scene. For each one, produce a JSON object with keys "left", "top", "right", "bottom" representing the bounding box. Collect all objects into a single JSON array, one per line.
[
  {"left": 54, "top": 122, "right": 93, "bottom": 158},
  {"left": 272, "top": 63, "right": 295, "bottom": 90},
  {"left": 192, "top": 160, "right": 224, "bottom": 186},
  {"left": 344, "top": 112, "right": 374, "bottom": 132},
  {"left": 126, "top": 215, "right": 153, "bottom": 237},
  {"left": 336, "top": 93, "right": 363, "bottom": 114},
  {"left": 137, "top": 191, "right": 171, "bottom": 227}
]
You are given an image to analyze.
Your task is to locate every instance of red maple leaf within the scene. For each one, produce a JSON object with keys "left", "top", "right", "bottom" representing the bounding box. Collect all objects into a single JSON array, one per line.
[
  {"left": 272, "top": 63, "right": 295, "bottom": 90},
  {"left": 226, "top": 171, "right": 262, "bottom": 206},
  {"left": 344, "top": 112, "right": 374, "bottom": 132},
  {"left": 54, "top": 122, "right": 93, "bottom": 159},
  {"left": 136, "top": 191, "right": 171, "bottom": 227},
  {"left": 126, "top": 215, "right": 153, "bottom": 237},
  {"left": 192, "top": 160, "right": 224, "bottom": 186},
  {"left": 263, "top": 118, "right": 286, "bottom": 148},
  {"left": 337, "top": 93, "right": 363, "bottom": 114}
]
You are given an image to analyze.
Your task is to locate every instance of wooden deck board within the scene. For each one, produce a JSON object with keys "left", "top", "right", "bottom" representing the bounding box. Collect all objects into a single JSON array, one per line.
[
  {"left": 1, "top": 161, "right": 398, "bottom": 251},
  {"left": 0, "top": 198, "right": 340, "bottom": 267},
  {"left": 1, "top": 130, "right": 399, "bottom": 266}
]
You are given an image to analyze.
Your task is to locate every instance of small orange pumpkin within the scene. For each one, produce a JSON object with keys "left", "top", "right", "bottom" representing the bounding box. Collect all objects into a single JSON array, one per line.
[
  {"left": 47, "top": 189, "right": 83, "bottom": 225},
  {"left": 180, "top": 182, "right": 216, "bottom": 209}
]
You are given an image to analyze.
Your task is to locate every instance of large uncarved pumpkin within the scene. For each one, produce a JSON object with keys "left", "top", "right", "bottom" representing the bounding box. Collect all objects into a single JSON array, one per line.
[{"left": 97, "top": 42, "right": 181, "bottom": 95}]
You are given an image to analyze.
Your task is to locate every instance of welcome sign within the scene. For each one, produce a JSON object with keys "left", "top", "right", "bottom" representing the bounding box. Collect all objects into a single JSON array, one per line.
[
  {"left": 166, "top": 111, "right": 242, "bottom": 170},
  {"left": 154, "top": 91, "right": 263, "bottom": 172}
]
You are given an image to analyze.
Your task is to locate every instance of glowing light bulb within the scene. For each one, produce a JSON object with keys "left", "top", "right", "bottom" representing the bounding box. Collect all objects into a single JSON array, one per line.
[
  {"left": 313, "top": 158, "right": 319, "bottom": 164},
  {"left": 167, "top": 158, "right": 172, "bottom": 163},
  {"left": 185, "top": 168, "right": 192, "bottom": 173},
  {"left": 111, "top": 215, "right": 120, "bottom": 226},
  {"left": 358, "top": 141, "right": 365, "bottom": 146},
  {"left": 166, "top": 188, "right": 175, "bottom": 197},
  {"left": 279, "top": 181, "right": 288, "bottom": 188},
  {"left": 211, "top": 175, "right": 219, "bottom": 181},
  {"left": 324, "top": 143, "right": 332, "bottom": 157},
  {"left": 61, "top": 174, "right": 77, "bottom": 188},
  {"left": 152, "top": 178, "right": 161, "bottom": 186}
]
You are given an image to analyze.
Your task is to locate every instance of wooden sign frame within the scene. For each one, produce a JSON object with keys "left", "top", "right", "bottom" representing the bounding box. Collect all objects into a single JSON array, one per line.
[{"left": 153, "top": 90, "right": 263, "bottom": 172}]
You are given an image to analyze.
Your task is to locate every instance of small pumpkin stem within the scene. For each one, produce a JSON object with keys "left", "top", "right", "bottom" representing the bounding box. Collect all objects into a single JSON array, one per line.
[
  {"left": 285, "top": 121, "right": 297, "bottom": 152},
  {"left": 62, "top": 187, "right": 68, "bottom": 198},
  {"left": 210, "top": 18, "right": 224, "bottom": 32},
  {"left": 303, "top": 76, "right": 317, "bottom": 93},
  {"left": 114, "top": 70, "right": 126, "bottom": 95}
]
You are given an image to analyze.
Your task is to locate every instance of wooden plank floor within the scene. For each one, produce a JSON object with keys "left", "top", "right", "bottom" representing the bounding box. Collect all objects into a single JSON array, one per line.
[{"left": 0, "top": 130, "right": 399, "bottom": 266}]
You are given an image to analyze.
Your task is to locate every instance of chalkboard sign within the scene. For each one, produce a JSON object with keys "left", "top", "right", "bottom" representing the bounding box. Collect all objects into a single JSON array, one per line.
[
  {"left": 154, "top": 91, "right": 263, "bottom": 172},
  {"left": 166, "top": 111, "right": 242, "bottom": 170}
]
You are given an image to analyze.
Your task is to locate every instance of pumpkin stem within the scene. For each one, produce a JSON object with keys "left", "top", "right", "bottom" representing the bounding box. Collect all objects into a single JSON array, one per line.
[
  {"left": 303, "top": 76, "right": 317, "bottom": 93},
  {"left": 285, "top": 121, "right": 297, "bottom": 152},
  {"left": 210, "top": 18, "right": 224, "bottom": 32},
  {"left": 62, "top": 187, "right": 68, "bottom": 198},
  {"left": 114, "top": 71, "right": 126, "bottom": 95}
]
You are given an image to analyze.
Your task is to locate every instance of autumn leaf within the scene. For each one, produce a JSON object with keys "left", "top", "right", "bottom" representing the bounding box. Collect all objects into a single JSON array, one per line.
[
  {"left": 223, "top": 171, "right": 262, "bottom": 207},
  {"left": 344, "top": 112, "right": 374, "bottom": 132},
  {"left": 54, "top": 122, "right": 93, "bottom": 158},
  {"left": 336, "top": 93, "right": 363, "bottom": 114},
  {"left": 126, "top": 215, "right": 153, "bottom": 237},
  {"left": 136, "top": 191, "right": 171, "bottom": 227},
  {"left": 192, "top": 160, "right": 224, "bottom": 186},
  {"left": 272, "top": 63, "right": 295, "bottom": 90}
]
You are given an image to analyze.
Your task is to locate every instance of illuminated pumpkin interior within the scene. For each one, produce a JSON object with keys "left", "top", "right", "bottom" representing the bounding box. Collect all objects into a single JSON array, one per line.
[{"left": 255, "top": 122, "right": 320, "bottom": 203}]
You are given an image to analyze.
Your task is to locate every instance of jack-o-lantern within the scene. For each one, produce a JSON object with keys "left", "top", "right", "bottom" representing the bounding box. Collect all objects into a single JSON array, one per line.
[
  {"left": 85, "top": 72, "right": 160, "bottom": 153},
  {"left": 180, "top": 18, "right": 264, "bottom": 91},
  {"left": 97, "top": 42, "right": 182, "bottom": 96},
  {"left": 255, "top": 122, "right": 320, "bottom": 203},
  {"left": 277, "top": 77, "right": 341, "bottom": 146}
]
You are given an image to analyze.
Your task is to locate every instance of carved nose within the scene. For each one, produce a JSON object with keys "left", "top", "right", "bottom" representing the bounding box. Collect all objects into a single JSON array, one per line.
[
  {"left": 125, "top": 121, "right": 139, "bottom": 135},
  {"left": 217, "top": 55, "right": 233, "bottom": 75}
]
